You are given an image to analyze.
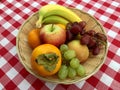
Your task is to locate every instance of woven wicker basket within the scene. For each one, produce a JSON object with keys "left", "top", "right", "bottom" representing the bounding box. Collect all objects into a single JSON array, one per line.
[{"left": 16, "top": 8, "right": 108, "bottom": 84}]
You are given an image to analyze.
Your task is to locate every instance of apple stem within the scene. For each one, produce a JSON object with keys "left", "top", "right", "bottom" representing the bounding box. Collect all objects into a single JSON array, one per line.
[{"left": 50, "top": 24, "right": 55, "bottom": 32}]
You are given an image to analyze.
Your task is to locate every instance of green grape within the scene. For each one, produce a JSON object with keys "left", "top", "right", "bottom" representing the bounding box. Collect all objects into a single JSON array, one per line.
[
  {"left": 70, "top": 58, "right": 80, "bottom": 69},
  {"left": 68, "top": 66, "right": 76, "bottom": 79},
  {"left": 60, "top": 44, "right": 69, "bottom": 53},
  {"left": 58, "top": 65, "right": 68, "bottom": 80},
  {"left": 77, "top": 64, "right": 86, "bottom": 76},
  {"left": 63, "top": 50, "right": 76, "bottom": 60}
]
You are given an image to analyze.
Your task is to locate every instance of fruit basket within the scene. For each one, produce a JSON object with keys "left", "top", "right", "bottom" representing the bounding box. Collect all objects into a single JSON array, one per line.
[{"left": 16, "top": 7, "right": 108, "bottom": 84}]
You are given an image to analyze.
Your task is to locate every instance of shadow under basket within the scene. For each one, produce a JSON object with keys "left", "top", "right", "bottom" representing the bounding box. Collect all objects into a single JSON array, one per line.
[{"left": 16, "top": 8, "right": 108, "bottom": 84}]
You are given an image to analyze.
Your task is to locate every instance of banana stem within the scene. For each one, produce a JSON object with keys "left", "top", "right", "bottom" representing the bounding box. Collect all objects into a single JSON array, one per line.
[{"left": 36, "top": 16, "right": 43, "bottom": 28}]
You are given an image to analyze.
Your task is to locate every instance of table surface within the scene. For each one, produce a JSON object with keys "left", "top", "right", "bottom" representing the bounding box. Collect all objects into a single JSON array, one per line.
[{"left": 0, "top": 0, "right": 120, "bottom": 90}]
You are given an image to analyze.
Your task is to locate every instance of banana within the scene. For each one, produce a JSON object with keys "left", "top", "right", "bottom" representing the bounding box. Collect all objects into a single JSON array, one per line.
[
  {"left": 43, "top": 9, "right": 81, "bottom": 22},
  {"left": 36, "top": 4, "right": 82, "bottom": 28},
  {"left": 42, "top": 15, "right": 69, "bottom": 25}
]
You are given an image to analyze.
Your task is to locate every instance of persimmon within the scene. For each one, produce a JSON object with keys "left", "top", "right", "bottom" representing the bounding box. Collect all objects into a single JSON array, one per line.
[
  {"left": 28, "top": 29, "right": 41, "bottom": 49},
  {"left": 31, "top": 44, "right": 62, "bottom": 77}
]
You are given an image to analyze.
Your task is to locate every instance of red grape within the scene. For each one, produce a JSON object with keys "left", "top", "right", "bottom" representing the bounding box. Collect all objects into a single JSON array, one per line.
[
  {"left": 66, "top": 30, "right": 73, "bottom": 41},
  {"left": 92, "top": 46, "right": 100, "bottom": 55},
  {"left": 80, "top": 29, "right": 85, "bottom": 35},
  {"left": 88, "top": 38, "right": 96, "bottom": 48},
  {"left": 79, "top": 21, "right": 86, "bottom": 29},
  {"left": 70, "top": 24, "right": 82, "bottom": 35},
  {"left": 80, "top": 34, "right": 91, "bottom": 45},
  {"left": 95, "top": 33, "right": 107, "bottom": 42},
  {"left": 86, "top": 30, "right": 96, "bottom": 36},
  {"left": 66, "top": 23, "right": 72, "bottom": 31}
]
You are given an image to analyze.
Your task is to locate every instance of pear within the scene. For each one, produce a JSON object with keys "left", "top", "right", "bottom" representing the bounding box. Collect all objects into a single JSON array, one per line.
[{"left": 68, "top": 40, "right": 89, "bottom": 62}]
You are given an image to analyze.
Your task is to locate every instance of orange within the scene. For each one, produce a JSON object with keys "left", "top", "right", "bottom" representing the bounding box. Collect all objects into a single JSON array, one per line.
[
  {"left": 28, "top": 29, "right": 41, "bottom": 49},
  {"left": 56, "top": 24, "right": 66, "bottom": 30},
  {"left": 31, "top": 44, "right": 62, "bottom": 77}
]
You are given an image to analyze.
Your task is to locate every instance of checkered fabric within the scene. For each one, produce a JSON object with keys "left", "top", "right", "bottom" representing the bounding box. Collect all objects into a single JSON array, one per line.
[{"left": 0, "top": 0, "right": 120, "bottom": 90}]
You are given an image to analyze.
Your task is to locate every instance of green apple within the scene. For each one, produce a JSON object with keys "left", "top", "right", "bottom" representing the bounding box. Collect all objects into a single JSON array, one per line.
[
  {"left": 68, "top": 40, "right": 89, "bottom": 62},
  {"left": 40, "top": 24, "right": 66, "bottom": 47}
]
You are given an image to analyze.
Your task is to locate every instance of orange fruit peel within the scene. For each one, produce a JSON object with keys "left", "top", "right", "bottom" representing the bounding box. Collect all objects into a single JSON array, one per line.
[{"left": 28, "top": 29, "right": 41, "bottom": 49}]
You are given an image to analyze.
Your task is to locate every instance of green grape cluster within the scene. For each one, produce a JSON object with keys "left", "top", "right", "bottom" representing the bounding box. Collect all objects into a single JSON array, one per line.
[{"left": 58, "top": 44, "right": 86, "bottom": 80}]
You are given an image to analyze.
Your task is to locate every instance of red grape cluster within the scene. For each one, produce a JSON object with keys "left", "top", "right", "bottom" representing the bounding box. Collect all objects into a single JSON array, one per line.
[
  {"left": 66, "top": 21, "right": 86, "bottom": 41},
  {"left": 66, "top": 21, "right": 107, "bottom": 55}
]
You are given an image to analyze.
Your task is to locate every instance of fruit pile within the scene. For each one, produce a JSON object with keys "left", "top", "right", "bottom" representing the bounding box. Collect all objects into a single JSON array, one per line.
[
  {"left": 27, "top": 4, "right": 107, "bottom": 80},
  {"left": 66, "top": 21, "right": 107, "bottom": 55},
  {"left": 58, "top": 44, "right": 85, "bottom": 79}
]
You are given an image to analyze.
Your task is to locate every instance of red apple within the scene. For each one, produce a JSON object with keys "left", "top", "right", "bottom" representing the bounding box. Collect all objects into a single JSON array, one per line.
[{"left": 40, "top": 24, "right": 66, "bottom": 47}]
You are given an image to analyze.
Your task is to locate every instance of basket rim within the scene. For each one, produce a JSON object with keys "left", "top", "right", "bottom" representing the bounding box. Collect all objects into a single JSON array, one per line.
[{"left": 16, "top": 8, "right": 108, "bottom": 84}]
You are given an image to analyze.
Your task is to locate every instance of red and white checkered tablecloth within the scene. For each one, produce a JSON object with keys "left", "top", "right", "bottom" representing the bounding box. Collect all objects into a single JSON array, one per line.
[{"left": 0, "top": 0, "right": 120, "bottom": 90}]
